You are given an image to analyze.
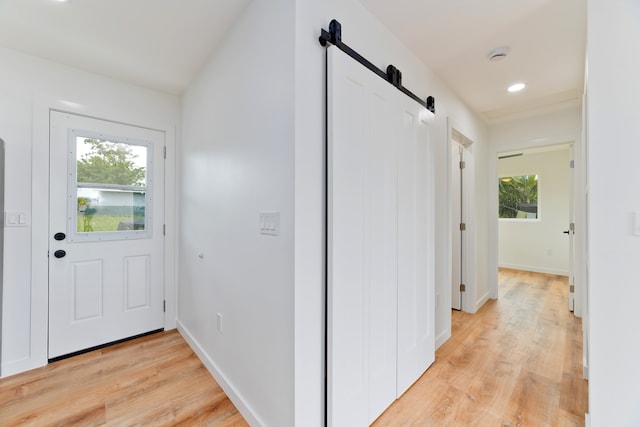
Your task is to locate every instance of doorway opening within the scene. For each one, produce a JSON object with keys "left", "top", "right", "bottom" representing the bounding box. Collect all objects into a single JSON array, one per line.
[
  {"left": 48, "top": 111, "right": 166, "bottom": 360},
  {"left": 450, "top": 125, "right": 474, "bottom": 313},
  {"left": 496, "top": 144, "right": 575, "bottom": 309}
]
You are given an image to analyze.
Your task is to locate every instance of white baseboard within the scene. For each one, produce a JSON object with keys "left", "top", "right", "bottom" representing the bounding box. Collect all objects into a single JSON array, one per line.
[
  {"left": 583, "top": 364, "right": 589, "bottom": 380},
  {"left": 499, "top": 263, "right": 568, "bottom": 276},
  {"left": 1, "top": 355, "right": 47, "bottom": 379},
  {"left": 435, "top": 329, "right": 451, "bottom": 350},
  {"left": 585, "top": 413, "right": 590, "bottom": 427},
  {"left": 176, "top": 320, "right": 263, "bottom": 426},
  {"left": 475, "top": 292, "right": 490, "bottom": 311}
]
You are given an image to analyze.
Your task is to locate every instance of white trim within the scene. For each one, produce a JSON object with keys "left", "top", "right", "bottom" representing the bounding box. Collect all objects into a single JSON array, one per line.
[
  {"left": 176, "top": 320, "right": 263, "bottom": 426},
  {"left": 68, "top": 129, "right": 153, "bottom": 242},
  {"left": 435, "top": 329, "right": 451, "bottom": 350},
  {"left": 448, "top": 118, "right": 478, "bottom": 315},
  {"left": 583, "top": 364, "right": 589, "bottom": 380},
  {"left": 27, "top": 100, "right": 51, "bottom": 375},
  {"left": 475, "top": 291, "right": 490, "bottom": 312},
  {"left": 499, "top": 263, "right": 569, "bottom": 277},
  {"left": 8, "top": 96, "right": 178, "bottom": 376},
  {"left": 498, "top": 218, "right": 541, "bottom": 223},
  {"left": 489, "top": 123, "right": 582, "bottom": 303},
  {"left": 163, "top": 125, "right": 177, "bottom": 330}
]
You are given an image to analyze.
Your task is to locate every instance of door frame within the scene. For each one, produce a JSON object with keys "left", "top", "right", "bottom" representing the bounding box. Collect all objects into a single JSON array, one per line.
[
  {"left": 28, "top": 97, "right": 177, "bottom": 370},
  {"left": 488, "top": 138, "right": 584, "bottom": 317},
  {"left": 447, "top": 119, "right": 476, "bottom": 314}
]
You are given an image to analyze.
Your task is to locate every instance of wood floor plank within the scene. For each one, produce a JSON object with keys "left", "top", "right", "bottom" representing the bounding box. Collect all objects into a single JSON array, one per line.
[
  {"left": 0, "top": 330, "right": 247, "bottom": 426},
  {"left": 373, "top": 268, "right": 588, "bottom": 427},
  {"left": 2, "top": 269, "right": 586, "bottom": 426},
  {"left": 503, "top": 369, "right": 560, "bottom": 426}
]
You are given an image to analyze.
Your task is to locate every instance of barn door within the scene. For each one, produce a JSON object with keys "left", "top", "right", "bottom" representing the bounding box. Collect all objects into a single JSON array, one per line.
[
  {"left": 48, "top": 111, "right": 165, "bottom": 359},
  {"left": 327, "top": 45, "right": 434, "bottom": 426}
]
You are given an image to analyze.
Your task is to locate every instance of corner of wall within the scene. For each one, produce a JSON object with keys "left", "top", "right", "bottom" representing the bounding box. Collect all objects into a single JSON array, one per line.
[
  {"left": 176, "top": 321, "right": 264, "bottom": 426},
  {"left": 0, "top": 138, "right": 4, "bottom": 376},
  {"left": 435, "top": 328, "right": 451, "bottom": 349}
]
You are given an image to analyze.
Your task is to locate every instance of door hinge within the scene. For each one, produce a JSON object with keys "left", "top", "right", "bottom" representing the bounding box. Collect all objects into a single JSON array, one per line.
[
  {"left": 460, "top": 283, "right": 466, "bottom": 292},
  {"left": 569, "top": 159, "right": 575, "bottom": 169},
  {"left": 163, "top": 300, "right": 166, "bottom": 312},
  {"left": 163, "top": 224, "right": 166, "bottom": 236},
  {"left": 460, "top": 223, "right": 466, "bottom": 231},
  {"left": 569, "top": 222, "right": 575, "bottom": 232},
  {"left": 164, "top": 146, "right": 167, "bottom": 159},
  {"left": 570, "top": 285, "right": 575, "bottom": 293},
  {"left": 459, "top": 160, "right": 466, "bottom": 169}
]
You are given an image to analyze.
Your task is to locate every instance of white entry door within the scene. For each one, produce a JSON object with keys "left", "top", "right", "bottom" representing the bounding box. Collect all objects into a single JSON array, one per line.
[{"left": 48, "top": 111, "right": 165, "bottom": 359}]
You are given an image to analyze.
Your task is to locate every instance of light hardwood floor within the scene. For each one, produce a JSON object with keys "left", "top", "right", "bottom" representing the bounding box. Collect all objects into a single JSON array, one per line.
[
  {"left": 373, "top": 268, "right": 588, "bottom": 426},
  {"left": 1, "top": 269, "right": 587, "bottom": 426},
  {"left": 0, "top": 330, "right": 248, "bottom": 426}
]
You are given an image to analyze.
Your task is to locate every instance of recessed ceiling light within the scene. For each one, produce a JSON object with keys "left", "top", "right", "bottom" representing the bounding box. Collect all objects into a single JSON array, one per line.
[{"left": 508, "top": 83, "right": 526, "bottom": 93}]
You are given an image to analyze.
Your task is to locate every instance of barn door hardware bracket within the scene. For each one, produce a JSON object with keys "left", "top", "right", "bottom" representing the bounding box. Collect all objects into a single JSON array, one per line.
[{"left": 319, "top": 19, "right": 436, "bottom": 114}]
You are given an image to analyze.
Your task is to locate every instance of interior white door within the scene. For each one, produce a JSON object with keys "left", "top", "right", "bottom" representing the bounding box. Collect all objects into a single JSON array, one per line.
[
  {"left": 568, "top": 144, "right": 576, "bottom": 311},
  {"left": 396, "top": 94, "right": 435, "bottom": 397},
  {"left": 327, "top": 45, "right": 434, "bottom": 426},
  {"left": 451, "top": 139, "right": 475, "bottom": 313},
  {"left": 48, "top": 111, "right": 165, "bottom": 359},
  {"left": 451, "top": 142, "right": 463, "bottom": 310}
]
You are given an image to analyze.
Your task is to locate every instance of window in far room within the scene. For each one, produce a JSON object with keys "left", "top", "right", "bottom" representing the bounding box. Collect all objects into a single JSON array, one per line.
[{"left": 498, "top": 174, "right": 538, "bottom": 219}]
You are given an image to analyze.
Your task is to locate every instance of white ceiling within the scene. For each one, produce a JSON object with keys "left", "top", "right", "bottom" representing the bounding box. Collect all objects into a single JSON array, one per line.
[
  {"left": 0, "top": 0, "right": 586, "bottom": 123},
  {"left": 0, "top": 0, "right": 251, "bottom": 95},
  {"left": 358, "top": 0, "right": 587, "bottom": 122}
]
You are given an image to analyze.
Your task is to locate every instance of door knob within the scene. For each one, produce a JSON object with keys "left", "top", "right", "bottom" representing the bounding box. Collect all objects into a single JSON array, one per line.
[
  {"left": 54, "top": 232, "right": 66, "bottom": 241},
  {"left": 563, "top": 230, "right": 570, "bottom": 234},
  {"left": 54, "top": 250, "right": 66, "bottom": 258}
]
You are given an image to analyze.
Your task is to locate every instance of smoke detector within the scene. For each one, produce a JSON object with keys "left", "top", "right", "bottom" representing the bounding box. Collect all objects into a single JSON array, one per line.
[{"left": 487, "top": 46, "right": 510, "bottom": 62}]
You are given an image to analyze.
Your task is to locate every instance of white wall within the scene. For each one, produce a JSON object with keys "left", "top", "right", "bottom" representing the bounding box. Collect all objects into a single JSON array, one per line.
[
  {"left": 498, "top": 148, "right": 570, "bottom": 275},
  {"left": 0, "top": 138, "right": 4, "bottom": 366},
  {"left": 586, "top": 1, "right": 640, "bottom": 424},
  {"left": 294, "top": 0, "right": 489, "bottom": 424},
  {"left": 0, "top": 46, "right": 179, "bottom": 377},
  {"left": 489, "top": 107, "right": 582, "bottom": 308},
  {"left": 177, "top": 1, "right": 295, "bottom": 426}
]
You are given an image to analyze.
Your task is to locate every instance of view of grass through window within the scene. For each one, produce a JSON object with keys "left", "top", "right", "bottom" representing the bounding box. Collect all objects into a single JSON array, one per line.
[
  {"left": 76, "top": 137, "right": 147, "bottom": 233},
  {"left": 499, "top": 174, "right": 538, "bottom": 219}
]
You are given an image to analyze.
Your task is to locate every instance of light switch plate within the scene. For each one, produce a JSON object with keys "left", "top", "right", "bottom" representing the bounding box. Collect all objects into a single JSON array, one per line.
[
  {"left": 4, "top": 211, "right": 29, "bottom": 227},
  {"left": 259, "top": 211, "right": 280, "bottom": 236}
]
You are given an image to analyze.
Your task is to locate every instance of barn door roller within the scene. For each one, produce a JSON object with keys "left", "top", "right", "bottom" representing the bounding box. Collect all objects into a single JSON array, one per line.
[{"left": 319, "top": 19, "right": 436, "bottom": 114}]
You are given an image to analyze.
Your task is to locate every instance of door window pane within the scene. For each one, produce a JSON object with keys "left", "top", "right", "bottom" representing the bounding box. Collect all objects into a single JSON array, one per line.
[
  {"left": 69, "top": 134, "right": 152, "bottom": 241},
  {"left": 77, "top": 188, "right": 146, "bottom": 232},
  {"left": 77, "top": 137, "right": 147, "bottom": 186}
]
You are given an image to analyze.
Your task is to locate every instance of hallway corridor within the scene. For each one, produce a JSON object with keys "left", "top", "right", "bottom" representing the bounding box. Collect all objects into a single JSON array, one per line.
[{"left": 373, "top": 268, "right": 588, "bottom": 426}]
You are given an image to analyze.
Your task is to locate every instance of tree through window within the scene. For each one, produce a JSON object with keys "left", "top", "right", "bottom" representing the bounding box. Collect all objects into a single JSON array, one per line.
[
  {"left": 499, "top": 175, "right": 538, "bottom": 219},
  {"left": 77, "top": 139, "right": 146, "bottom": 186},
  {"left": 73, "top": 136, "right": 150, "bottom": 235}
]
